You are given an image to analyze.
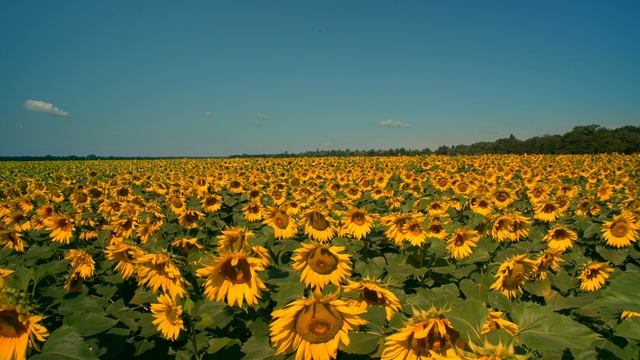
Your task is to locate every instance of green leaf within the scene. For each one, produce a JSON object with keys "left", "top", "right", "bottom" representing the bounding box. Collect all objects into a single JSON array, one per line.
[
  {"left": 616, "top": 318, "right": 640, "bottom": 341},
  {"left": 361, "top": 306, "right": 387, "bottom": 326},
  {"left": 129, "top": 287, "right": 157, "bottom": 305},
  {"left": 194, "top": 300, "right": 233, "bottom": 330},
  {"left": 510, "top": 302, "right": 601, "bottom": 354},
  {"left": 447, "top": 299, "right": 489, "bottom": 343},
  {"left": 31, "top": 325, "right": 98, "bottom": 360},
  {"left": 208, "top": 337, "right": 242, "bottom": 354},
  {"left": 241, "top": 335, "right": 274, "bottom": 359},
  {"left": 63, "top": 313, "right": 119, "bottom": 337},
  {"left": 596, "top": 246, "right": 628, "bottom": 265},
  {"left": 342, "top": 332, "right": 380, "bottom": 355},
  {"left": 354, "top": 256, "right": 386, "bottom": 278}
]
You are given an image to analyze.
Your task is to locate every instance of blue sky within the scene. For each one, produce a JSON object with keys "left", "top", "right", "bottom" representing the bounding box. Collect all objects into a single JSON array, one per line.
[{"left": 1, "top": 1, "right": 639, "bottom": 156}]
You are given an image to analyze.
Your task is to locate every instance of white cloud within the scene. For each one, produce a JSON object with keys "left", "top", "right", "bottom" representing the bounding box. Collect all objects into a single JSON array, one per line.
[
  {"left": 378, "top": 119, "right": 410, "bottom": 128},
  {"left": 24, "top": 99, "right": 68, "bottom": 117},
  {"left": 203, "top": 111, "right": 215, "bottom": 117},
  {"left": 256, "top": 112, "right": 271, "bottom": 124}
]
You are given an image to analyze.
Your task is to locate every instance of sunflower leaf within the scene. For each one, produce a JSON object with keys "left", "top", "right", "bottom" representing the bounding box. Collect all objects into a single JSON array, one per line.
[
  {"left": 341, "top": 332, "right": 380, "bottom": 355},
  {"left": 31, "top": 325, "right": 99, "bottom": 360},
  {"left": 63, "top": 313, "right": 119, "bottom": 337}
]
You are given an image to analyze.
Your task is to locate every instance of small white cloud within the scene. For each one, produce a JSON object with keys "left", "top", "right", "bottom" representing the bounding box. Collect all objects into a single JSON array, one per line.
[
  {"left": 378, "top": 119, "right": 410, "bottom": 128},
  {"left": 24, "top": 99, "right": 69, "bottom": 117},
  {"left": 203, "top": 111, "right": 215, "bottom": 117},
  {"left": 256, "top": 112, "right": 271, "bottom": 124},
  {"left": 321, "top": 141, "right": 332, "bottom": 147}
]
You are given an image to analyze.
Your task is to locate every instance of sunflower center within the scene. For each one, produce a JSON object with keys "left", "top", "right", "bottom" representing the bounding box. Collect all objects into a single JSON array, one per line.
[
  {"left": 541, "top": 204, "right": 557, "bottom": 213},
  {"left": 430, "top": 223, "right": 443, "bottom": 233},
  {"left": 453, "top": 232, "right": 466, "bottom": 246},
  {"left": 409, "top": 224, "right": 422, "bottom": 236},
  {"left": 221, "top": 257, "right": 252, "bottom": 284},
  {"left": 307, "top": 246, "right": 339, "bottom": 275},
  {"left": 495, "top": 191, "right": 508, "bottom": 202},
  {"left": 362, "top": 288, "right": 385, "bottom": 305},
  {"left": 505, "top": 262, "right": 526, "bottom": 288},
  {"left": 308, "top": 212, "right": 329, "bottom": 231},
  {"left": 273, "top": 212, "right": 290, "bottom": 229},
  {"left": 351, "top": 212, "right": 366, "bottom": 226},
  {"left": 205, "top": 197, "right": 218, "bottom": 206},
  {"left": 553, "top": 228, "right": 569, "bottom": 240},
  {"left": 294, "top": 303, "right": 344, "bottom": 344},
  {"left": 611, "top": 221, "right": 629, "bottom": 238},
  {"left": 0, "top": 309, "right": 26, "bottom": 337}
]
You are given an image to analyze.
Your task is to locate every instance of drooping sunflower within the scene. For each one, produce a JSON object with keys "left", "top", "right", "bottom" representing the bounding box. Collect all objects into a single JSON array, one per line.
[
  {"left": 490, "top": 254, "right": 536, "bottom": 299},
  {"left": 301, "top": 209, "right": 335, "bottom": 242},
  {"left": 292, "top": 243, "right": 352, "bottom": 290},
  {"left": 381, "top": 307, "right": 463, "bottom": 360},
  {"left": 447, "top": 228, "right": 480, "bottom": 260},
  {"left": 0, "top": 304, "right": 49, "bottom": 360},
  {"left": 602, "top": 213, "right": 638, "bottom": 248},
  {"left": 216, "top": 226, "right": 255, "bottom": 252},
  {"left": 47, "top": 215, "right": 74, "bottom": 244},
  {"left": 0, "top": 269, "right": 13, "bottom": 290},
  {"left": 64, "top": 249, "right": 95, "bottom": 280},
  {"left": 343, "top": 279, "right": 402, "bottom": 321},
  {"left": 381, "top": 212, "right": 412, "bottom": 245},
  {"left": 532, "top": 250, "right": 563, "bottom": 280},
  {"left": 579, "top": 262, "right": 613, "bottom": 292},
  {"left": 341, "top": 207, "right": 376, "bottom": 240},
  {"left": 178, "top": 209, "right": 204, "bottom": 230},
  {"left": 104, "top": 241, "right": 144, "bottom": 279},
  {"left": 196, "top": 250, "right": 268, "bottom": 307},
  {"left": 0, "top": 229, "right": 27, "bottom": 253},
  {"left": 170, "top": 237, "right": 204, "bottom": 253},
  {"left": 136, "top": 253, "right": 188, "bottom": 299},
  {"left": 491, "top": 215, "right": 513, "bottom": 243},
  {"left": 150, "top": 294, "right": 185, "bottom": 341},
  {"left": 270, "top": 290, "right": 368, "bottom": 360},
  {"left": 621, "top": 310, "right": 640, "bottom": 320},
  {"left": 262, "top": 207, "right": 298, "bottom": 239},
  {"left": 481, "top": 310, "right": 519, "bottom": 337},
  {"left": 544, "top": 225, "right": 577, "bottom": 253}
]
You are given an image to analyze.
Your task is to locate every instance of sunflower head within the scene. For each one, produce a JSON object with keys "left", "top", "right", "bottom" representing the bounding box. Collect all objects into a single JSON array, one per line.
[
  {"left": 490, "top": 254, "right": 536, "bottom": 299},
  {"left": 270, "top": 291, "right": 367, "bottom": 360},
  {"left": 382, "top": 306, "right": 462, "bottom": 360},
  {"left": 0, "top": 304, "right": 49, "bottom": 359},
  {"left": 216, "top": 226, "right": 255, "bottom": 252},
  {"left": 292, "top": 243, "right": 352, "bottom": 290},
  {"left": 602, "top": 213, "right": 638, "bottom": 248},
  {"left": 579, "top": 262, "right": 613, "bottom": 292},
  {"left": 344, "top": 279, "right": 402, "bottom": 321}
]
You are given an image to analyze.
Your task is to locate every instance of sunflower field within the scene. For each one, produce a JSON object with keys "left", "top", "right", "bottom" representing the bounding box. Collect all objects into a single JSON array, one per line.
[{"left": 1, "top": 154, "right": 639, "bottom": 360}]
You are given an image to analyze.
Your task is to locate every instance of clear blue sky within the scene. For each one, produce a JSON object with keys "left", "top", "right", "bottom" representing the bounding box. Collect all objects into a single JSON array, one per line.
[{"left": 1, "top": 0, "right": 638, "bottom": 156}]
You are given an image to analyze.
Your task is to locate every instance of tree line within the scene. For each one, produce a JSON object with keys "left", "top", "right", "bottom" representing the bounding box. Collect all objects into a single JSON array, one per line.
[{"left": 1, "top": 124, "right": 638, "bottom": 161}]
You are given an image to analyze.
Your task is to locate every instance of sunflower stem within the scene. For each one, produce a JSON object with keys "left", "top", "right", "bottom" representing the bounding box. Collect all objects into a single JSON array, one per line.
[{"left": 189, "top": 315, "right": 202, "bottom": 360}]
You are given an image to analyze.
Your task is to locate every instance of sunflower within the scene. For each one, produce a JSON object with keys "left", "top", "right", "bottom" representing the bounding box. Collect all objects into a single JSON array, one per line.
[
  {"left": 0, "top": 305, "right": 49, "bottom": 360},
  {"left": 64, "top": 249, "right": 95, "bottom": 280},
  {"left": 270, "top": 290, "right": 368, "bottom": 360},
  {"left": 544, "top": 225, "right": 577, "bottom": 252},
  {"left": 490, "top": 254, "right": 536, "bottom": 299},
  {"left": 201, "top": 194, "right": 223, "bottom": 213},
  {"left": 0, "top": 229, "right": 26, "bottom": 253},
  {"left": 621, "top": 310, "right": 640, "bottom": 320},
  {"left": 404, "top": 215, "right": 428, "bottom": 246},
  {"left": 196, "top": 250, "right": 268, "bottom": 307},
  {"left": 242, "top": 201, "right": 263, "bottom": 222},
  {"left": 381, "top": 307, "right": 462, "bottom": 360},
  {"left": 427, "top": 217, "right": 448, "bottom": 240},
  {"left": 579, "top": 262, "right": 613, "bottom": 292},
  {"left": 151, "top": 294, "right": 185, "bottom": 341},
  {"left": 343, "top": 279, "right": 402, "bottom": 320},
  {"left": 301, "top": 209, "right": 336, "bottom": 242},
  {"left": 481, "top": 310, "right": 519, "bottom": 337},
  {"left": 292, "top": 243, "right": 352, "bottom": 290},
  {"left": 4, "top": 212, "right": 32, "bottom": 232},
  {"left": 341, "top": 207, "right": 376, "bottom": 240},
  {"left": 263, "top": 207, "right": 298, "bottom": 239},
  {"left": 491, "top": 215, "right": 513, "bottom": 243},
  {"left": 105, "top": 241, "right": 144, "bottom": 279},
  {"left": 447, "top": 228, "right": 480, "bottom": 260},
  {"left": 532, "top": 250, "right": 563, "bottom": 280},
  {"left": 0, "top": 269, "right": 13, "bottom": 290},
  {"left": 470, "top": 197, "right": 493, "bottom": 217},
  {"left": 170, "top": 237, "right": 204, "bottom": 252},
  {"left": 216, "top": 226, "right": 255, "bottom": 252},
  {"left": 534, "top": 201, "right": 563, "bottom": 223},
  {"left": 493, "top": 189, "right": 515, "bottom": 209},
  {"left": 381, "top": 213, "right": 412, "bottom": 245},
  {"left": 466, "top": 340, "right": 526, "bottom": 360},
  {"left": 136, "top": 253, "right": 188, "bottom": 299},
  {"left": 178, "top": 209, "right": 204, "bottom": 230},
  {"left": 602, "top": 213, "right": 638, "bottom": 248}
]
